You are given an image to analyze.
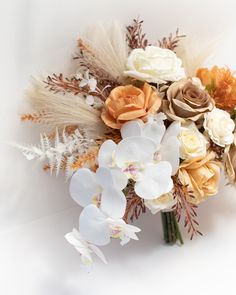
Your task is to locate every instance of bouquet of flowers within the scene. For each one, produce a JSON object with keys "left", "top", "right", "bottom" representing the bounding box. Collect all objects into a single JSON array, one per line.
[{"left": 16, "top": 18, "right": 236, "bottom": 267}]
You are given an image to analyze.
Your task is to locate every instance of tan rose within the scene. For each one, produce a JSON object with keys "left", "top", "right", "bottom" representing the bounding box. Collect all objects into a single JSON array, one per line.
[
  {"left": 101, "top": 83, "right": 161, "bottom": 129},
  {"left": 178, "top": 152, "right": 221, "bottom": 204},
  {"left": 225, "top": 146, "right": 236, "bottom": 184},
  {"left": 163, "top": 78, "right": 215, "bottom": 122}
]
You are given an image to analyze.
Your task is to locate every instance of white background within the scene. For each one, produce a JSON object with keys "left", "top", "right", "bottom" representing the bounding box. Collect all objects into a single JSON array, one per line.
[{"left": 1, "top": 0, "right": 236, "bottom": 294}]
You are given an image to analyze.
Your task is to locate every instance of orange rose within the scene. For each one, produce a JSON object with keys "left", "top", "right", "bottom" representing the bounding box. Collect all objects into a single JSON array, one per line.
[
  {"left": 197, "top": 67, "right": 221, "bottom": 88},
  {"left": 101, "top": 83, "right": 161, "bottom": 129},
  {"left": 178, "top": 152, "right": 221, "bottom": 204}
]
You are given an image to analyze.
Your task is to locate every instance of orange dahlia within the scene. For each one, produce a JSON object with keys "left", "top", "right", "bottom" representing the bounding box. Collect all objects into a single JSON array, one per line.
[{"left": 197, "top": 66, "right": 236, "bottom": 113}]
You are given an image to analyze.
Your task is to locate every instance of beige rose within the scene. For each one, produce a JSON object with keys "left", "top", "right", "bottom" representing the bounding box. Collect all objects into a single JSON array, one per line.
[
  {"left": 163, "top": 78, "right": 215, "bottom": 122},
  {"left": 225, "top": 146, "right": 236, "bottom": 184},
  {"left": 178, "top": 152, "right": 221, "bottom": 204},
  {"left": 101, "top": 83, "right": 161, "bottom": 129}
]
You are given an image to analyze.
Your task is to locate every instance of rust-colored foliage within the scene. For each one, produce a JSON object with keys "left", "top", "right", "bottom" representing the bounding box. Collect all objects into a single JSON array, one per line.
[
  {"left": 173, "top": 176, "right": 202, "bottom": 240},
  {"left": 126, "top": 18, "right": 149, "bottom": 50},
  {"left": 158, "top": 29, "right": 186, "bottom": 52}
]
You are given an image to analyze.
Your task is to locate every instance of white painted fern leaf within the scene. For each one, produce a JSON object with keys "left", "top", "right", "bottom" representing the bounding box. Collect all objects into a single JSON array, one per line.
[{"left": 15, "top": 129, "right": 95, "bottom": 177}]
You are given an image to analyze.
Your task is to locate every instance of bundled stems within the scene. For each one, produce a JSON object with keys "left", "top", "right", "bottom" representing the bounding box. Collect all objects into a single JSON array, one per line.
[{"left": 161, "top": 211, "right": 184, "bottom": 245}]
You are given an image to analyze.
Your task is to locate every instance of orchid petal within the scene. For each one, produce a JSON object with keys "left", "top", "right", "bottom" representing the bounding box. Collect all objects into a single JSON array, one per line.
[
  {"left": 135, "top": 162, "right": 173, "bottom": 199},
  {"left": 142, "top": 121, "right": 166, "bottom": 145},
  {"left": 164, "top": 121, "right": 181, "bottom": 138},
  {"left": 96, "top": 167, "right": 127, "bottom": 190},
  {"left": 120, "top": 120, "right": 143, "bottom": 138},
  {"left": 115, "top": 136, "right": 156, "bottom": 168},
  {"left": 100, "top": 187, "right": 126, "bottom": 219},
  {"left": 98, "top": 140, "right": 116, "bottom": 167},
  {"left": 110, "top": 168, "right": 128, "bottom": 190},
  {"left": 65, "top": 229, "right": 92, "bottom": 262},
  {"left": 79, "top": 205, "right": 110, "bottom": 246},
  {"left": 160, "top": 136, "right": 180, "bottom": 175},
  {"left": 89, "top": 244, "right": 108, "bottom": 264},
  {"left": 70, "top": 168, "right": 99, "bottom": 207}
]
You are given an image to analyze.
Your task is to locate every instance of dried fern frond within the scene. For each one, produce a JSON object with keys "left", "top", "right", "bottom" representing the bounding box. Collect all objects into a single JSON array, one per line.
[
  {"left": 45, "top": 73, "right": 108, "bottom": 101},
  {"left": 158, "top": 29, "right": 186, "bottom": 52},
  {"left": 123, "top": 181, "right": 146, "bottom": 223},
  {"left": 173, "top": 176, "right": 202, "bottom": 240},
  {"left": 71, "top": 146, "right": 99, "bottom": 172},
  {"left": 26, "top": 77, "right": 105, "bottom": 137},
  {"left": 14, "top": 128, "right": 97, "bottom": 177},
  {"left": 78, "top": 21, "right": 128, "bottom": 82},
  {"left": 126, "top": 18, "right": 149, "bottom": 50}
]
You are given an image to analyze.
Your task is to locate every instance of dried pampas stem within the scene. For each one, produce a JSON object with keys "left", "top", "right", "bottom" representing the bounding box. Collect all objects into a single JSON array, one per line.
[
  {"left": 80, "top": 21, "right": 128, "bottom": 82},
  {"left": 176, "top": 37, "right": 218, "bottom": 77},
  {"left": 25, "top": 77, "right": 105, "bottom": 137}
]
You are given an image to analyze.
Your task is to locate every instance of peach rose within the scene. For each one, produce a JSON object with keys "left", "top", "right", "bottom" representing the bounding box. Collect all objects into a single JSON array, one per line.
[
  {"left": 178, "top": 152, "right": 221, "bottom": 204},
  {"left": 101, "top": 83, "right": 161, "bottom": 129}
]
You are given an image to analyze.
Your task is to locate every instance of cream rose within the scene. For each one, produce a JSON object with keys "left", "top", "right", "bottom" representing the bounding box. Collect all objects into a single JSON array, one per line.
[
  {"left": 124, "top": 46, "right": 185, "bottom": 84},
  {"left": 144, "top": 193, "right": 176, "bottom": 214},
  {"left": 203, "top": 107, "right": 235, "bottom": 147},
  {"left": 179, "top": 122, "right": 208, "bottom": 160}
]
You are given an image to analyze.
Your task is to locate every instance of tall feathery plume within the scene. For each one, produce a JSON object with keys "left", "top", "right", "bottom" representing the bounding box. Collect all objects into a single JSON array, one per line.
[
  {"left": 80, "top": 21, "right": 129, "bottom": 82},
  {"left": 25, "top": 77, "right": 106, "bottom": 137},
  {"left": 176, "top": 37, "right": 218, "bottom": 76}
]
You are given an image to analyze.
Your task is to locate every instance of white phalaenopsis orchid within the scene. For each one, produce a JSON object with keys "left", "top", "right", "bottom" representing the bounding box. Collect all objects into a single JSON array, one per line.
[
  {"left": 98, "top": 138, "right": 173, "bottom": 199},
  {"left": 108, "top": 218, "right": 140, "bottom": 246},
  {"left": 79, "top": 204, "right": 141, "bottom": 246},
  {"left": 97, "top": 113, "right": 180, "bottom": 200},
  {"left": 65, "top": 228, "right": 107, "bottom": 265},
  {"left": 120, "top": 113, "right": 181, "bottom": 174},
  {"left": 70, "top": 166, "right": 127, "bottom": 216},
  {"left": 67, "top": 113, "right": 180, "bottom": 264},
  {"left": 69, "top": 166, "right": 140, "bottom": 247}
]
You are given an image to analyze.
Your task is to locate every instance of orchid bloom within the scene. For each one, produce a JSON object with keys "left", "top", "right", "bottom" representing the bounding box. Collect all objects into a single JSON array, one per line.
[
  {"left": 70, "top": 166, "right": 127, "bottom": 212},
  {"left": 69, "top": 167, "right": 140, "bottom": 247},
  {"left": 97, "top": 113, "right": 180, "bottom": 200},
  {"left": 120, "top": 113, "right": 181, "bottom": 175},
  {"left": 79, "top": 204, "right": 141, "bottom": 246},
  {"left": 98, "top": 138, "right": 172, "bottom": 199},
  {"left": 65, "top": 228, "right": 107, "bottom": 265}
]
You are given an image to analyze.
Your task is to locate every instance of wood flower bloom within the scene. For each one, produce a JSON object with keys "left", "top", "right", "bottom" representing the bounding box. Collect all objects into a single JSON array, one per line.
[
  {"left": 178, "top": 152, "right": 221, "bottom": 204},
  {"left": 163, "top": 79, "right": 214, "bottom": 122},
  {"left": 101, "top": 83, "right": 161, "bottom": 129}
]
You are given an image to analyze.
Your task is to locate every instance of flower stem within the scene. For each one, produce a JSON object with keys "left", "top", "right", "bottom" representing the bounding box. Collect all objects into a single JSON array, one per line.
[{"left": 161, "top": 211, "right": 184, "bottom": 245}]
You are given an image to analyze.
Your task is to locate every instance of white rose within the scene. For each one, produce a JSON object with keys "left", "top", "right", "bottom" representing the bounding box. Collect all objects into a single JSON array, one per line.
[
  {"left": 204, "top": 107, "right": 235, "bottom": 147},
  {"left": 144, "top": 193, "right": 176, "bottom": 214},
  {"left": 179, "top": 122, "right": 208, "bottom": 160},
  {"left": 124, "top": 46, "right": 185, "bottom": 84}
]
